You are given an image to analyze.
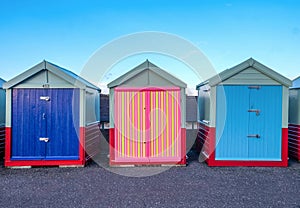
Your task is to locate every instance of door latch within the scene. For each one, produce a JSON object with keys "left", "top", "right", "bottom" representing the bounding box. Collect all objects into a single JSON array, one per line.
[
  {"left": 39, "top": 137, "right": 49, "bottom": 142},
  {"left": 248, "top": 109, "right": 260, "bottom": 116},
  {"left": 247, "top": 134, "right": 260, "bottom": 138},
  {"left": 40, "top": 96, "right": 50, "bottom": 101}
]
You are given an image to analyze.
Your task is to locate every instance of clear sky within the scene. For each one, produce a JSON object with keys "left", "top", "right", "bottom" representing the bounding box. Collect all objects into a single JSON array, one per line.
[{"left": 0, "top": 0, "right": 299, "bottom": 93}]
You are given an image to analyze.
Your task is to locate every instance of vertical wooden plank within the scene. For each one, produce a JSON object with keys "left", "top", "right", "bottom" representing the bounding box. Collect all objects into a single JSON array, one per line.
[
  {"left": 130, "top": 91, "right": 134, "bottom": 157},
  {"left": 161, "top": 91, "right": 164, "bottom": 156},
  {"left": 126, "top": 91, "right": 129, "bottom": 158},
  {"left": 166, "top": 91, "right": 169, "bottom": 157},
  {"left": 142, "top": 91, "right": 146, "bottom": 157},
  {"left": 156, "top": 91, "right": 159, "bottom": 157}
]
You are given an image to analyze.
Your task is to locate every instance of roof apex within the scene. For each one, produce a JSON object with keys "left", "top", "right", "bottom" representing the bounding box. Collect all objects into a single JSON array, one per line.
[
  {"left": 3, "top": 60, "right": 100, "bottom": 91},
  {"left": 196, "top": 58, "right": 291, "bottom": 89},
  {"left": 107, "top": 60, "right": 186, "bottom": 88}
]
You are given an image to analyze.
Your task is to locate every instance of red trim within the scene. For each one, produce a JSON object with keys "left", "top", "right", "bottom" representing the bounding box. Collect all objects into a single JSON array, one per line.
[
  {"left": 5, "top": 160, "right": 84, "bottom": 167},
  {"left": 179, "top": 128, "right": 186, "bottom": 165},
  {"left": 115, "top": 87, "right": 180, "bottom": 92},
  {"left": 79, "top": 127, "right": 85, "bottom": 162},
  {"left": 4, "top": 127, "right": 85, "bottom": 167},
  {"left": 288, "top": 123, "right": 300, "bottom": 160},
  {"left": 207, "top": 127, "right": 216, "bottom": 167},
  {"left": 4, "top": 127, "right": 11, "bottom": 165},
  {"left": 205, "top": 127, "right": 288, "bottom": 167},
  {"left": 109, "top": 128, "right": 115, "bottom": 164}
]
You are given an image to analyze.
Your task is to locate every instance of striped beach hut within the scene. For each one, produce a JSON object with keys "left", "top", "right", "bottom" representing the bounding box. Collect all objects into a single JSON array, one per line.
[
  {"left": 3, "top": 60, "right": 101, "bottom": 167},
  {"left": 0, "top": 78, "right": 6, "bottom": 158},
  {"left": 108, "top": 60, "right": 187, "bottom": 166},
  {"left": 196, "top": 58, "right": 291, "bottom": 166},
  {"left": 288, "top": 77, "right": 300, "bottom": 161}
]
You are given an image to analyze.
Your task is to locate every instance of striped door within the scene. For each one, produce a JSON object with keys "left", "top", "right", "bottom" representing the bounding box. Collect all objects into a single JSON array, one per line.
[{"left": 114, "top": 88, "right": 181, "bottom": 163}]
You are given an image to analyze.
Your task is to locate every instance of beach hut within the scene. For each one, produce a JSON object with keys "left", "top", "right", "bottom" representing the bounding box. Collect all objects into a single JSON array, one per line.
[
  {"left": 108, "top": 60, "right": 187, "bottom": 166},
  {"left": 196, "top": 58, "right": 291, "bottom": 166},
  {"left": 3, "top": 60, "right": 101, "bottom": 167},
  {"left": 288, "top": 77, "right": 300, "bottom": 161},
  {"left": 0, "top": 78, "right": 6, "bottom": 158}
]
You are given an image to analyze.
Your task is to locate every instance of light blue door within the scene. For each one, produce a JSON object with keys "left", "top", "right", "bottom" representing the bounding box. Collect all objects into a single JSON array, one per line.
[
  {"left": 248, "top": 86, "right": 282, "bottom": 160},
  {"left": 216, "top": 86, "right": 249, "bottom": 160},
  {"left": 216, "top": 85, "right": 282, "bottom": 161}
]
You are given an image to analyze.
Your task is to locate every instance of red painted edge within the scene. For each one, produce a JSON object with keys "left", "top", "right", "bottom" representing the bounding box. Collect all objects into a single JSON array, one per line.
[
  {"left": 179, "top": 128, "right": 186, "bottom": 165},
  {"left": 206, "top": 128, "right": 288, "bottom": 167},
  {"left": 288, "top": 123, "right": 300, "bottom": 160},
  {"left": 115, "top": 87, "right": 180, "bottom": 92},
  {"left": 5, "top": 127, "right": 85, "bottom": 167},
  {"left": 109, "top": 128, "right": 115, "bottom": 165},
  {"left": 5, "top": 160, "right": 84, "bottom": 167},
  {"left": 4, "top": 127, "right": 11, "bottom": 166},
  {"left": 80, "top": 127, "right": 85, "bottom": 162}
]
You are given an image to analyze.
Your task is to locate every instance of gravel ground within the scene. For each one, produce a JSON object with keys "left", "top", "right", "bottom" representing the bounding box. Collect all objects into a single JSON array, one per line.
[{"left": 0, "top": 158, "right": 300, "bottom": 208}]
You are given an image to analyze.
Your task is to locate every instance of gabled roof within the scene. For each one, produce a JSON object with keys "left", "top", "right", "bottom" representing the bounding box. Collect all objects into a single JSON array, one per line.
[
  {"left": 196, "top": 58, "right": 292, "bottom": 89},
  {"left": 3, "top": 60, "right": 100, "bottom": 91},
  {"left": 290, "top": 76, "right": 300, "bottom": 89},
  {"left": 0, "top": 78, "right": 5, "bottom": 88},
  {"left": 107, "top": 60, "right": 187, "bottom": 88}
]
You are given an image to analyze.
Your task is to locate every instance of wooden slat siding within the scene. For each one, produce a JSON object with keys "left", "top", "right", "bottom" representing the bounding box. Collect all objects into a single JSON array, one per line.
[
  {"left": 197, "top": 122, "right": 210, "bottom": 158},
  {"left": 85, "top": 123, "right": 101, "bottom": 161},
  {"left": 222, "top": 67, "right": 279, "bottom": 85},
  {"left": 288, "top": 123, "right": 300, "bottom": 160},
  {"left": 0, "top": 125, "right": 5, "bottom": 157}
]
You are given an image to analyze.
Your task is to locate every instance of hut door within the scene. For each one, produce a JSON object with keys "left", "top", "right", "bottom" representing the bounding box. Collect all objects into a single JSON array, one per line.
[
  {"left": 247, "top": 86, "right": 282, "bottom": 160},
  {"left": 216, "top": 85, "right": 282, "bottom": 161},
  {"left": 114, "top": 89, "right": 181, "bottom": 163},
  {"left": 11, "top": 89, "right": 79, "bottom": 160}
]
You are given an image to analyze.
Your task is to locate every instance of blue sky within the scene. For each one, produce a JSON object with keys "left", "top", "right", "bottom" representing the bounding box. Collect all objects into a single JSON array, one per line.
[{"left": 0, "top": 0, "right": 299, "bottom": 93}]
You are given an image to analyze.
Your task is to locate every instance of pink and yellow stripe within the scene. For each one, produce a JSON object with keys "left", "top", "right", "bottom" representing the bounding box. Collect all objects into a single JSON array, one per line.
[{"left": 114, "top": 87, "right": 181, "bottom": 162}]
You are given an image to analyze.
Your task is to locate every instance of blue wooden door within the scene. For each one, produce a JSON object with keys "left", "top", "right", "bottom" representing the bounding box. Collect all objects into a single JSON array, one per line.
[
  {"left": 216, "top": 86, "right": 249, "bottom": 160},
  {"left": 11, "top": 89, "right": 79, "bottom": 160},
  {"left": 45, "top": 89, "right": 80, "bottom": 160},
  {"left": 216, "top": 85, "right": 282, "bottom": 161},
  {"left": 248, "top": 86, "right": 282, "bottom": 160}
]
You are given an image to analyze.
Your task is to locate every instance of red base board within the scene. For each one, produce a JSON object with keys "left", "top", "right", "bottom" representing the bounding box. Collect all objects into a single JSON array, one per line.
[
  {"left": 200, "top": 126, "right": 288, "bottom": 167},
  {"left": 288, "top": 123, "right": 300, "bottom": 161},
  {"left": 5, "top": 127, "right": 85, "bottom": 167},
  {"left": 109, "top": 128, "right": 186, "bottom": 166},
  {"left": 5, "top": 160, "right": 84, "bottom": 167}
]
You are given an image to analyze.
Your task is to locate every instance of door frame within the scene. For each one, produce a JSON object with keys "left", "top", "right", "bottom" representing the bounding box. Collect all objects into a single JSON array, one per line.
[{"left": 113, "top": 87, "right": 182, "bottom": 164}]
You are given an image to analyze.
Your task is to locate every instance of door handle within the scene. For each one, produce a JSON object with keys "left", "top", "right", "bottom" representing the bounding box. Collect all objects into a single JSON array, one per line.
[
  {"left": 248, "top": 109, "right": 260, "bottom": 116},
  {"left": 40, "top": 96, "right": 50, "bottom": 101},
  {"left": 39, "top": 137, "right": 49, "bottom": 142},
  {"left": 247, "top": 134, "right": 260, "bottom": 138}
]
